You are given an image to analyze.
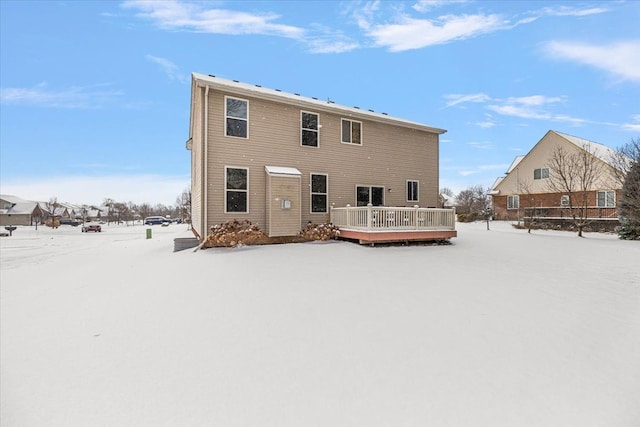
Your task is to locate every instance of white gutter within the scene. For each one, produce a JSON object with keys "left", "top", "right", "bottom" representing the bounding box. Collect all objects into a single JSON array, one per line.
[{"left": 202, "top": 86, "right": 209, "bottom": 238}]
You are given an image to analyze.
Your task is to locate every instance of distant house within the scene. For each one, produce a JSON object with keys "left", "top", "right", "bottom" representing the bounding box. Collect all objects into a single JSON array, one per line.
[
  {"left": 490, "top": 130, "right": 623, "bottom": 227},
  {"left": 0, "top": 195, "right": 43, "bottom": 226},
  {"left": 187, "top": 73, "right": 456, "bottom": 243}
]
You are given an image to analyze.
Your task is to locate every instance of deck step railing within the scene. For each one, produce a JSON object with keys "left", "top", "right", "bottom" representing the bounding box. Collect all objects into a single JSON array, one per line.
[{"left": 330, "top": 205, "right": 456, "bottom": 231}]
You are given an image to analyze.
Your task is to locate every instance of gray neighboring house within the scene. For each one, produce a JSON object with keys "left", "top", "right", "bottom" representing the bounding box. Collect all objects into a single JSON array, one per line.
[
  {"left": 187, "top": 73, "right": 454, "bottom": 241},
  {"left": 0, "top": 195, "right": 43, "bottom": 226}
]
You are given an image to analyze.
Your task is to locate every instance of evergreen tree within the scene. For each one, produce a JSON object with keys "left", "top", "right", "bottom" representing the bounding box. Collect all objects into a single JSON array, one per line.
[{"left": 618, "top": 160, "right": 640, "bottom": 240}]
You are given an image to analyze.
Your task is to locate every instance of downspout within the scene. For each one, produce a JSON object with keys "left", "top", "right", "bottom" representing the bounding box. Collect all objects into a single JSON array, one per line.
[{"left": 202, "top": 85, "right": 209, "bottom": 239}]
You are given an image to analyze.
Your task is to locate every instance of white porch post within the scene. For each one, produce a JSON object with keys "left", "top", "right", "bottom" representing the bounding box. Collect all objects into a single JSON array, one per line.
[{"left": 367, "top": 203, "right": 373, "bottom": 230}]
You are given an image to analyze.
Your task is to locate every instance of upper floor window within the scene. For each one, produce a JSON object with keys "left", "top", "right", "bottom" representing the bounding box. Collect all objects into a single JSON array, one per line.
[
  {"left": 560, "top": 195, "right": 569, "bottom": 206},
  {"left": 533, "top": 168, "right": 549, "bottom": 180},
  {"left": 597, "top": 190, "right": 615, "bottom": 207},
  {"left": 225, "top": 167, "right": 248, "bottom": 213},
  {"left": 301, "top": 112, "right": 319, "bottom": 147},
  {"left": 407, "top": 180, "right": 419, "bottom": 202},
  {"left": 310, "top": 173, "right": 328, "bottom": 213},
  {"left": 225, "top": 97, "right": 248, "bottom": 138},
  {"left": 507, "top": 195, "right": 519, "bottom": 210},
  {"left": 341, "top": 119, "right": 362, "bottom": 145}
]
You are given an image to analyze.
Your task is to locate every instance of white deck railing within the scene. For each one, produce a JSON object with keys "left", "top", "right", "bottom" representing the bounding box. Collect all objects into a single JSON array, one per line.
[{"left": 330, "top": 205, "right": 456, "bottom": 231}]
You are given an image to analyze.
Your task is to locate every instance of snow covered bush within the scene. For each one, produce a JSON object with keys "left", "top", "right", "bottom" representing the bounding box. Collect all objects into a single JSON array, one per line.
[
  {"left": 298, "top": 222, "right": 340, "bottom": 241},
  {"left": 204, "top": 220, "right": 268, "bottom": 247}
]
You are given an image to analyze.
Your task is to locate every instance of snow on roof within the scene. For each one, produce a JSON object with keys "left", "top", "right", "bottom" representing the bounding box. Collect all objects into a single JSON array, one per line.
[
  {"left": 554, "top": 130, "right": 618, "bottom": 167},
  {"left": 192, "top": 73, "right": 447, "bottom": 135},
  {"left": 264, "top": 166, "right": 302, "bottom": 176},
  {"left": 506, "top": 156, "right": 525, "bottom": 173}
]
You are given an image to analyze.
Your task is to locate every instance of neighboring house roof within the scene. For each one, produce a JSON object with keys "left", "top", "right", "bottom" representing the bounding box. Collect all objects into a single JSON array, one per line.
[
  {"left": 439, "top": 193, "right": 455, "bottom": 207},
  {"left": 506, "top": 156, "right": 525, "bottom": 174},
  {"left": 554, "top": 130, "right": 619, "bottom": 168},
  {"left": 191, "top": 73, "right": 447, "bottom": 136},
  {"left": 491, "top": 130, "right": 621, "bottom": 195},
  {"left": 0, "top": 195, "right": 40, "bottom": 216}
]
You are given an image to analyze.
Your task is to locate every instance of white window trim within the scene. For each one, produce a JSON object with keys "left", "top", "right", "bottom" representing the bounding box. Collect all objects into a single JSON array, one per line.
[
  {"left": 224, "top": 166, "right": 249, "bottom": 213},
  {"left": 224, "top": 96, "right": 249, "bottom": 139},
  {"left": 560, "top": 195, "right": 569, "bottom": 206},
  {"left": 406, "top": 180, "right": 419, "bottom": 203},
  {"left": 300, "top": 111, "right": 320, "bottom": 148},
  {"left": 507, "top": 195, "right": 519, "bottom": 210},
  {"left": 355, "top": 184, "right": 385, "bottom": 206},
  {"left": 341, "top": 118, "right": 363, "bottom": 145},
  {"left": 310, "top": 173, "right": 328, "bottom": 214},
  {"left": 596, "top": 190, "right": 616, "bottom": 207}
]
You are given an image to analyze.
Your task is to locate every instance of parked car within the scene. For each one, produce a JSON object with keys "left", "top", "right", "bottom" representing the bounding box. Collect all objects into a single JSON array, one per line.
[
  {"left": 82, "top": 223, "right": 102, "bottom": 232},
  {"left": 59, "top": 218, "right": 80, "bottom": 226},
  {"left": 144, "top": 216, "right": 168, "bottom": 225}
]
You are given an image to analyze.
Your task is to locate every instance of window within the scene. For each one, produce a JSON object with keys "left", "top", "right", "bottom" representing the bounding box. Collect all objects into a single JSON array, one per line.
[
  {"left": 597, "top": 190, "right": 615, "bottom": 207},
  {"left": 310, "top": 173, "right": 328, "bottom": 213},
  {"left": 356, "top": 186, "right": 384, "bottom": 206},
  {"left": 301, "top": 112, "right": 319, "bottom": 147},
  {"left": 341, "top": 119, "right": 362, "bottom": 145},
  {"left": 560, "top": 195, "right": 569, "bottom": 206},
  {"left": 507, "top": 195, "right": 519, "bottom": 210},
  {"left": 407, "top": 180, "right": 419, "bottom": 202},
  {"left": 225, "top": 167, "right": 248, "bottom": 212},
  {"left": 225, "top": 97, "right": 248, "bottom": 138},
  {"left": 533, "top": 168, "right": 549, "bottom": 180}
]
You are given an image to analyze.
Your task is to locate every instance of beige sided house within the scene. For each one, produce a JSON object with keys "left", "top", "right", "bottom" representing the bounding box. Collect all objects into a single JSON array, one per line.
[
  {"left": 187, "top": 73, "right": 456, "bottom": 243},
  {"left": 491, "top": 130, "right": 622, "bottom": 227}
]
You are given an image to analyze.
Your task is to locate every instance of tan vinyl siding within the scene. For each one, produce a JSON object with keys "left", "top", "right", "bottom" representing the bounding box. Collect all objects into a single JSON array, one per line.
[
  {"left": 266, "top": 174, "right": 301, "bottom": 237},
  {"left": 203, "top": 89, "right": 441, "bottom": 233}
]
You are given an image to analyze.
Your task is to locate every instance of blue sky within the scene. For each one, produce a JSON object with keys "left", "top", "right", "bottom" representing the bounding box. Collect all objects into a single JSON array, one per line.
[{"left": 1, "top": 0, "right": 639, "bottom": 206}]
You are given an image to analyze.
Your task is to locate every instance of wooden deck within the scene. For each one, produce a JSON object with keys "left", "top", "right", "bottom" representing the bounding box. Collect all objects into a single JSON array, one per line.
[
  {"left": 338, "top": 228, "right": 457, "bottom": 244},
  {"left": 330, "top": 205, "right": 457, "bottom": 245}
]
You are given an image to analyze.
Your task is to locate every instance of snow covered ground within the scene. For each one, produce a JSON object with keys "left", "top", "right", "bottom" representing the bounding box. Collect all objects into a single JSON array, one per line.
[{"left": 1, "top": 221, "right": 639, "bottom": 427}]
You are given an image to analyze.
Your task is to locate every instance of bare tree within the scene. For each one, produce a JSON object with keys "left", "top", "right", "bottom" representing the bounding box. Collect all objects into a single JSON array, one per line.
[
  {"left": 609, "top": 137, "right": 640, "bottom": 187},
  {"left": 44, "top": 197, "right": 63, "bottom": 227},
  {"left": 455, "top": 185, "right": 491, "bottom": 227},
  {"left": 546, "top": 144, "right": 603, "bottom": 237},
  {"left": 176, "top": 188, "right": 192, "bottom": 222},
  {"left": 519, "top": 179, "right": 542, "bottom": 234}
]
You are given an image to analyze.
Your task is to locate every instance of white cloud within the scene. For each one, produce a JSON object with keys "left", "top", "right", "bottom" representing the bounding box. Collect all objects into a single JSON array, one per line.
[
  {"left": 443, "top": 93, "right": 492, "bottom": 108},
  {"left": 544, "top": 40, "right": 640, "bottom": 83},
  {"left": 146, "top": 55, "right": 188, "bottom": 83},
  {"left": 363, "top": 13, "right": 506, "bottom": 51},
  {"left": 0, "top": 83, "right": 122, "bottom": 109},
  {"left": 122, "top": 0, "right": 305, "bottom": 39},
  {"left": 466, "top": 141, "right": 494, "bottom": 150},
  {"left": 541, "top": 6, "right": 610, "bottom": 17},
  {"left": 413, "top": 0, "right": 470, "bottom": 13},
  {"left": 622, "top": 114, "right": 640, "bottom": 131},
  {"left": 0, "top": 174, "right": 189, "bottom": 206}
]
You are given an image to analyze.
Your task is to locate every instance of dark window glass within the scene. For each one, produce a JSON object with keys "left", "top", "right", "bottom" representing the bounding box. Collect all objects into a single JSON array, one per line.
[
  {"left": 371, "top": 187, "right": 384, "bottom": 206},
  {"left": 352, "top": 121, "right": 361, "bottom": 144},
  {"left": 407, "top": 181, "right": 418, "bottom": 201},
  {"left": 226, "top": 191, "right": 247, "bottom": 212},
  {"left": 226, "top": 168, "right": 247, "bottom": 190},
  {"left": 312, "top": 174, "right": 327, "bottom": 193},
  {"left": 226, "top": 118, "right": 247, "bottom": 138},
  {"left": 226, "top": 98, "right": 247, "bottom": 119},
  {"left": 342, "top": 120, "right": 351, "bottom": 143},
  {"left": 312, "top": 195, "right": 327, "bottom": 213},
  {"left": 357, "top": 186, "right": 370, "bottom": 206},
  {"left": 302, "top": 130, "right": 318, "bottom": 147},
  {"left": 302, "top": 112, "right": 318, "bottom": 130}
]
